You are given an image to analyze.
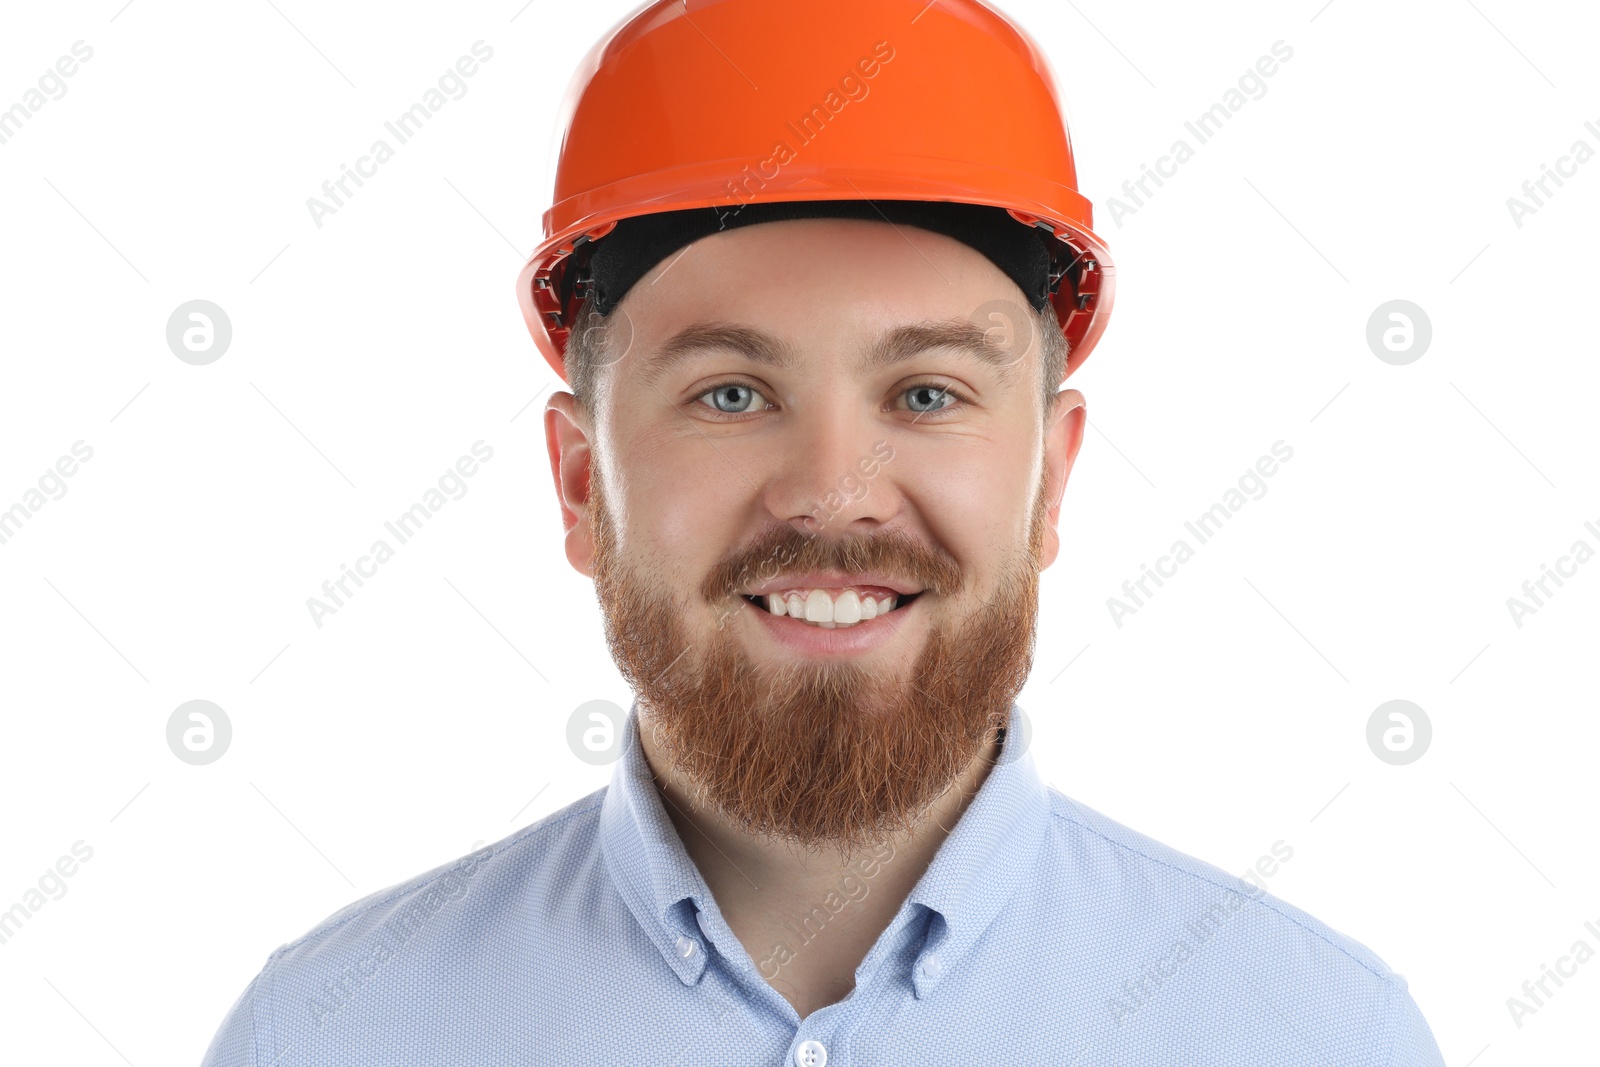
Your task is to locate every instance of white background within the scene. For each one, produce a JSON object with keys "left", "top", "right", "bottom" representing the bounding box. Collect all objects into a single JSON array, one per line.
[{"left": 1, "top": 0, "right": 1596, "bottom": 1062}]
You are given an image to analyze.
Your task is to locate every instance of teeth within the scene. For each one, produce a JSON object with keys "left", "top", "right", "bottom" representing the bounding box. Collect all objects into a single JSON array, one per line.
[
  {"left": 751, "top": 588, "right": 905, "bottom": 629},
  {"left": 834, "top": 590, "right": 861, "bottom": 624}
]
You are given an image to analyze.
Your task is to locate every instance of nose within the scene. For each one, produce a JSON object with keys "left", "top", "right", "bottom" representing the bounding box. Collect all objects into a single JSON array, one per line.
[{"left": 762, "top": 404, "right": 898, "bottom": 535}]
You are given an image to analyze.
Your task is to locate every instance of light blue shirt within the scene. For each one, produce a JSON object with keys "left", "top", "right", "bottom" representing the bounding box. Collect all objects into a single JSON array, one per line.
[{"left": 203, "top": 703, "right": 1444, "bottom": 1065}]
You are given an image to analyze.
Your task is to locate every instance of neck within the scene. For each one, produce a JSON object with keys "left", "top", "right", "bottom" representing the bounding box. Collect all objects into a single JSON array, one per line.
[{"left": 636, "top": 710, "right": 1002, "bottom": 1011}]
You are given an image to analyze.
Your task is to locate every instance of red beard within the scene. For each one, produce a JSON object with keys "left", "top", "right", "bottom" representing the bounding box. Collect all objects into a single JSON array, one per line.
[{"left": 588, "top": 466, "right": 1045, "bottom": 856}]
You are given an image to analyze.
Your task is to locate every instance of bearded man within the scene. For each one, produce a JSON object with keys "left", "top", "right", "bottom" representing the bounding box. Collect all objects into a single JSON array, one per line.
[{"left": 202, "top": 2, "right": 1444, "bottom": 1063}]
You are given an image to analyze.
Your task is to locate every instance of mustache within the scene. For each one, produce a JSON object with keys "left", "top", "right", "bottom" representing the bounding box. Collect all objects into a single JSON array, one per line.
[{"left": 700, "top": 523, "right": 964, "bottom": 603}]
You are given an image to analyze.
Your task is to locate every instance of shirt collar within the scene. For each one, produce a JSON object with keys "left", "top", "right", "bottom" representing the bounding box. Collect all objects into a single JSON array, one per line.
[
  {"left": 599, "top": 704, "right": 714, "bottom": 986},
  {"left": 901, "top": 703, "right": 1052, "bottom": 997},
  {"left": 599, "top": 701, "right": 1052, "bottom": 994}
]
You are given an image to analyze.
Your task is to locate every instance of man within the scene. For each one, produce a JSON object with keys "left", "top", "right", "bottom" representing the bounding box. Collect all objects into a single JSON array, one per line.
[{"left": 204, "top": 1, "right": 1445, "bottom": 1063}]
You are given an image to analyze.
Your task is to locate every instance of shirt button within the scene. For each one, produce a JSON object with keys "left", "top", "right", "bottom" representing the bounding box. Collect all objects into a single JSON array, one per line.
[
  {"left": 794, "top": 1039, "right": 828, "bottom": 1067},
  {"left": 921, "top": 953, "right": 942, "bottom": 978},
  {"left": 674, "top": 935, "right": 697, "bottom": 958}
]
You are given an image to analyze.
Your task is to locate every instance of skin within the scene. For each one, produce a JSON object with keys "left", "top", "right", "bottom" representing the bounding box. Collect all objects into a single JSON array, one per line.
[{"left": 544, "top": 217, "right": 1086, "bottom": 1018}]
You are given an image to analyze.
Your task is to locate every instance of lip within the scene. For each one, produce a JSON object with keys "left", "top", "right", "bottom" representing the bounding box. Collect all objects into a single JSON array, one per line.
[
  {"left": 741, "top": 571, "right": 925, "bottom": 597},
  {"left": 740, "top": 590, "right": 918, "bottom": 656}
]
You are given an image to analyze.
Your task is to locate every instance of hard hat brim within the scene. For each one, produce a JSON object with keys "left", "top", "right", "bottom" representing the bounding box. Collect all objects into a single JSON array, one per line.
[{"left": 517, "top": 158, "right": 1114, "bottom": 386}]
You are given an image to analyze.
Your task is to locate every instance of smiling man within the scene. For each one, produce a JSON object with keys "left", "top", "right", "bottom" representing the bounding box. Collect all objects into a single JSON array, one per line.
[
  {"left": 202, "top": 1, "right": 1445, "bottom": 1064},
  {"left": 557, "top": 209, "right": 1063, "bottom": 1025}
]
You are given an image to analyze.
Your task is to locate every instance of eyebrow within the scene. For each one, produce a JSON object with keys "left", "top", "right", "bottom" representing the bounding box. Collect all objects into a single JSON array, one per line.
[{"left": 635, "top": 318, "right": 1021, "bottom": 388}]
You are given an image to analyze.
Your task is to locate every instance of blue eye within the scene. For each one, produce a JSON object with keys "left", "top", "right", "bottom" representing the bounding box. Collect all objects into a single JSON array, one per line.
[
  {"left": 903, "top": 384, "right": 955, "bottom": 413},
  {"left": 697, "top": 383, "right": 769, "bottom": 413},
  {"left": 688, "top": 382, "right": 960, "bottom": 419}
]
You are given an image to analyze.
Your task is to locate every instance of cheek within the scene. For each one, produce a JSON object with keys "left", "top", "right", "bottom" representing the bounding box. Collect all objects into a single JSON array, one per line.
[
  {"left": 898, "top": 445, "right": 1039, "bottom": 575},
  {"left": 613, "top": 438, "right": 745, "bottom": 597}
]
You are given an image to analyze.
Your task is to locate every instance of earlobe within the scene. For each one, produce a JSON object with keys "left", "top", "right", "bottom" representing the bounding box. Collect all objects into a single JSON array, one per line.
[{"left": 544, "top": 392, "right": 596, "bottom": 577}]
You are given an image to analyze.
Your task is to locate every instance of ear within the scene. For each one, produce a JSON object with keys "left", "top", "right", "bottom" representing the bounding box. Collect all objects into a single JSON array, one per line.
[
  {"left": 1038, "top": 388, "right": 1086, "bottom": 570},
  {"left": 544, "top": 391, "right": 596, "bottom": 577}
]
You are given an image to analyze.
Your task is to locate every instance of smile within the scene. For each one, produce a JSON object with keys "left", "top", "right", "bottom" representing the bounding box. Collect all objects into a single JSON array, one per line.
[
  {"left": 739, "top": 587, "right": 923, "bottom": 629},
  {"left": 736, "top": 585, "right": 921, "bottom": 657}
]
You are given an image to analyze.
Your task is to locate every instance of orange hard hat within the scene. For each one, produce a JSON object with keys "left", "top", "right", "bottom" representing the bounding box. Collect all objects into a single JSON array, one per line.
[{"left": 516, "top": 0, "right": 1115, "bottom": 385}]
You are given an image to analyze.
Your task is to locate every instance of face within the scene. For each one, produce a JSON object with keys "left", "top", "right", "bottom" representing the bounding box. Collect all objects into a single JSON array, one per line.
[{"left": 546, "top": 217, "right": 1085, "bottom": 853}]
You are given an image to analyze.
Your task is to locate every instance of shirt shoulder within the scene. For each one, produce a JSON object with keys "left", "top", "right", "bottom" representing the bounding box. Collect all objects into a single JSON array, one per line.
[
  {"left": 276, "top": 784, "right": 607, "bottom": 961},
  {"left": 1040, "top": 789, "right": 1444, "bottom": 1066},
  {"left": 200, "top": 786, "right": 609, "bottom": 1067}
]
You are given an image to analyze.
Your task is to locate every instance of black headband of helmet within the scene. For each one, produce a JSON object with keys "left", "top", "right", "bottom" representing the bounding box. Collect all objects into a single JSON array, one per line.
[{"left": 565, "top": 199, "right": 1070, "bottom": 318}]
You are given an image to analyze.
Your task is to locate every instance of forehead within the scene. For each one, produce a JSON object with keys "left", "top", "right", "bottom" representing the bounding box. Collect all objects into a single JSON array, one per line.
[{"left": 609, "top": 217, "right": 1035, "bottom": 382}]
